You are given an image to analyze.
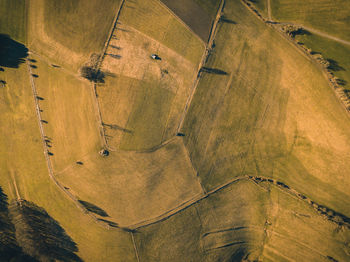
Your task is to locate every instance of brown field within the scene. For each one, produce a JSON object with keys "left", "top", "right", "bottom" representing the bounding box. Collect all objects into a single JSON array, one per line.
[{"left": 160, "top": 0, "right": 213, "bottom": 41}]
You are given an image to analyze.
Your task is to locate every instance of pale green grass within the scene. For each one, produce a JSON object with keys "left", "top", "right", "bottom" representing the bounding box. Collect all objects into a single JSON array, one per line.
[
  {"left": 32, "top": 57, "right": 101, "bottom": 172},
  {"left": 295, "top": 33, "right": 350, "bottom": 94},
  {"left": 120, "top": 0, "right": 204, "bottom": 64},
  {"left": 182, "top": 0, "right": 350, "bottom": 218},
  {"left": 271, "top": 0, "right": 350, "bottom": 41},
  {"left": 0, "top": 0, "right": 26, "bottom": 43},
  {"left": 0, "top": 64, "right": 136, "bottom": 261}
]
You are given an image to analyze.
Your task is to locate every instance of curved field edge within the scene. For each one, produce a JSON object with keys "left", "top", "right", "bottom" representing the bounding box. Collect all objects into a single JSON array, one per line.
[
  {"left": 182, "top": 0, "right": 350, "bottom": 219},
  {"left": 0, "top": 62, "right": 137, "bottom": 261}
]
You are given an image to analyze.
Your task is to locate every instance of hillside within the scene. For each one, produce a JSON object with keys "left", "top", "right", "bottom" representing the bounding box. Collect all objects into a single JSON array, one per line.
[{"left": 1, "top": 0, "right": 350, "bottom": 261}]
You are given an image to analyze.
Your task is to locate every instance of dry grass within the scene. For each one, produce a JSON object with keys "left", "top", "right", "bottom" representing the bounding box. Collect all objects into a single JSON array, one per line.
[
  {"left": 98, "top": 21, "right": 198, "bottom": 150},
  {"left": 182, "top": 0, "right": 350, "bottom": 218},
  {"left": 271, "top": 0, "right": 350, "bottom": 41},
  {"left": 0, "top": 63, "right": 136, "bottom": 262},
  {"left": 56, "top": 138, "right": 203, "bottom": 226},
  {"left": 31, "top": 56, "right": 101, "bottom": 172},
  {"left": 27, "top": 0, "right": 120, "bottom": 71}
]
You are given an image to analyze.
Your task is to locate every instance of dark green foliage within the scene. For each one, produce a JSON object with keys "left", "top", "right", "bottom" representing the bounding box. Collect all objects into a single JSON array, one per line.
[
  {"left": 80, "top": 66, "right": 105, "bottom": 83},
  {"left": 9, "top": 200, "right": 82, "bottom": 262}
]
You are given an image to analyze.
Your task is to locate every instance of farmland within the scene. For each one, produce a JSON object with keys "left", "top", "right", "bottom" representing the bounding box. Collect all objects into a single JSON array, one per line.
[{"left": 1, "top": 0, "right": 350, "bottom": 261}]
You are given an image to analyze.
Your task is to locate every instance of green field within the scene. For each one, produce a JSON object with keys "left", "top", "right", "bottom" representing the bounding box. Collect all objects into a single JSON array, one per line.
[
  {"left": 271, "top": 0, "right": 350, "bottom": 41},
  {"left": 0, "top": 0, "right": 26, "bottom": 43}
]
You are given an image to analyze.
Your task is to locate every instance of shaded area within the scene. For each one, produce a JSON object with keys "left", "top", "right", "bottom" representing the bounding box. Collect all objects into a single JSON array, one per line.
[
  {"left": 200, "top": 67, "right": 228, "bottom": 75},
  {"left": 78, "top": 200, "right": 109, "bottom": 217},
  {"left": 327, "top": 58, "right": 345, "bottom": 71},
  {"left": 9, "top": 200, "right": 82, "bottom": 262},
  {"left": 80, "top": 66, "right": 105, "bottom": 83},
  {"left": 0, "top": 188, "right": 37, "bottom": 261},
  {"left": 0, "top": 34, "right": 28, "bottom": 68}
]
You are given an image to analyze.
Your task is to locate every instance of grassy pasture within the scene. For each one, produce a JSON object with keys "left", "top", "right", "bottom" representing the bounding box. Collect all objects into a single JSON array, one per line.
[
  {"left": 0, "top": 0, "right": 26, "bottom": 43},
  {"left": 0, "top": 64, "right": 137, "bottom": 261},
  {"left": 294, "top": 33, "right": 350, "bottom": 95},
  {"left": 135, "top": 179, "right": 350, "bottom": 261},
  {"left": 182, "top": 0, "right": 350, "bottom": 218},
  {"left": 98, "top": 14, "right": 198, "bottom": 151},
  {"left": 120, "top": 0, "right": 204, "bottom": 65},
  {"left": 31, "top": 57, "right": 101, "bottom": 172},
  {"left": 261, "top": 185, "right": 350, "bottom": 262},
  {"left": 27, "top": 0, "right": 120, "bottom": 71},
  {"left": 56, "top": 138, "right": 203, "bottom": 226},
  {"left": 160, "top": 0, "right": 213, "bottom": 41},
  {"left": 271, "top": 0, "right": 350, "bottom": 41}
]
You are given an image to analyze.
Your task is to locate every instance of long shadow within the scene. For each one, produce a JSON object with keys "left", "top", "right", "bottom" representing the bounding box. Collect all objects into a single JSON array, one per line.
[
  {"left": 0, "top": 187, "right": 37, "bottom": 261},
  {"left": 103, "top": 122, "right": 133, "bottom": 134},
  {"left": 9, "top": 199, "right": 83, "bottom": 261},
  {"left": 291, "top": 28, "right": 311, "bottom": 37},
  {"left": 200, "top": 67, "right": 228, "bottom": 75},
  {"left": 219, "top": 17, "right": 236, "bottom": 24},
  {"left": 327, "top": 59, "right": 345, "bottom": 71},
  {"left": 78, "top": 200, "right": 109, "bottom": 217},
  {"left": 0, "top": 34, "right": 28, "bottom": 68},
  {"left": 80, "top": 66, "right": 105, "bottom": 83}
]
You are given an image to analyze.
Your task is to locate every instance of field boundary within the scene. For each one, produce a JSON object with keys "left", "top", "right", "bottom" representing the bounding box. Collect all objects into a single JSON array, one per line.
[
  {"left": 155, "top": 0, "right": 206, "bottom": 46},
  {"left": 176, "top": 0, "right": 226, "bottom": 133},
  {"left": 25, "top": 58, "right": 119, "bottom": 231},
  {"left": 241, "top": 0, "right": 350, "bottom": 117},
  {"left": 127, "top": 175, "right": 350, "bottom": 230}
]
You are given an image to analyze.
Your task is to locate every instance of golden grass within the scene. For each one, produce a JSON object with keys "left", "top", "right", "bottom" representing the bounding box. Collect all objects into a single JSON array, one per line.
[
  {"left": 271, "top": 0, "right": 350, "bottom": 41},
  {"left": 56, "top": 138, "right": 203, "bottom": 226},
  {"left": 0, "top": 0, "right": 26, "bottom": 43},
  {"left": 182, "top": 0, "right": 350, "bottom": 218},
  {"left": 27, "top": 0, "right": 120, "bottom": 71},
  {"left": 0, "top": 63, "right": 136, "bottom": 261},
  {"left": 119, "top": 0, "right": 204, "bottom": 65},
  {"left": 32, "top": 57, "right": 102, "bottom": 172},
  {"left": 98, "top": 21, "right": 198, "bottom": 150}
]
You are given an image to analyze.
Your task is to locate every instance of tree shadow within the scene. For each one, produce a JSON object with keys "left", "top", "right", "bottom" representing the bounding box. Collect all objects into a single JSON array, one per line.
[
  {"left": 200, "top": 67, "right": 228, "bottom": 75},
  {"left": 0, "top": 34, "right": 28, "bottom": 68},
  {"left": 80, "top": 66, "right": 105, "bottom": 83},
  {"left": 10, "top": 200, "right": 83, "bottom": 262},
  {"left": 220, "top": 16, "right": 236, "bottom": 24},
  {"left": 327, "top": 59, "right": 345, "bottom": 71},
  {"left": 78, "top": 200, "right": 109, "bottom": 217},
  {"left": 103, "top": 122, "right": 133, "bottom": 133},
  {"left": 336, "top": 78, "right": 347, "bottom": 86},
  {"left": 0, "top": 188, "right": 38, "bottom": 261},
  {"left": 291, "top": 28, "right": 311, "bottom": 37}
]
